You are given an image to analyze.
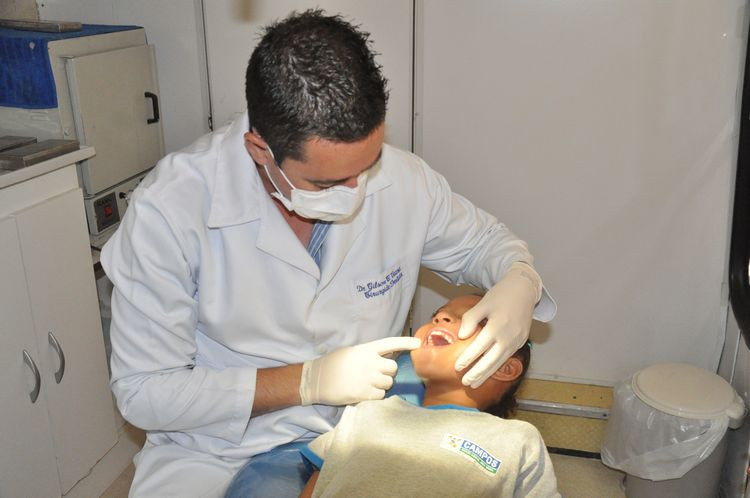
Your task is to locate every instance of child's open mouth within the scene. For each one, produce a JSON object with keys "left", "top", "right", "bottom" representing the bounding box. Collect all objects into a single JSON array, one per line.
[{"left": 424, "top": 329, "right": 456, "bottom": 347}]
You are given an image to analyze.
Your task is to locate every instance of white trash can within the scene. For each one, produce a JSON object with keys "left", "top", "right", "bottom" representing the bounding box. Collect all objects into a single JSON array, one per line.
[{"left": 601, "top": 363, "right": 747, "bottom": 498}]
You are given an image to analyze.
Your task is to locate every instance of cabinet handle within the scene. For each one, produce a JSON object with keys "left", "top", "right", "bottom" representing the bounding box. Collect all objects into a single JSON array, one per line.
[
  {"left": 48, "top": 332, "right": 66, "bottom": 384},
  {"left": 22, "top": 350, "right": 41, "bottom": 403},
  {"left": 145, "top": 91, "right": 160, "bottom": 124}
]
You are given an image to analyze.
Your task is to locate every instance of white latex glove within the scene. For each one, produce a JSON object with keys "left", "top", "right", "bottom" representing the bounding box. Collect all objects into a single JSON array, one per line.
[
  {"left": 455, "top": 262, "right": 542, "bottom": 388},
  {"left": 299, "top": 336, "right": 422, "bottom": 406}
]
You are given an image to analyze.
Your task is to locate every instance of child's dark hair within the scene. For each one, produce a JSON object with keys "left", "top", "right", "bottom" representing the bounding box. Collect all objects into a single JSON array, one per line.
[{"left": 484, "top": 341, "right": 531, "bottom": 419}]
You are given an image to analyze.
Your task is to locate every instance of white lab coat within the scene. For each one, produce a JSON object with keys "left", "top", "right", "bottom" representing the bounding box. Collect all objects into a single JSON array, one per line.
[{"left": 101, "top": 112, "right": 555, "bottom": 495}]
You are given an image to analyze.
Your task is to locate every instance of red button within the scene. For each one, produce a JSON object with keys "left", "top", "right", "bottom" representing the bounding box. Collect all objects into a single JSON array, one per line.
[{"left": 104, "top": 205, "right": 113, "bottom": 217}]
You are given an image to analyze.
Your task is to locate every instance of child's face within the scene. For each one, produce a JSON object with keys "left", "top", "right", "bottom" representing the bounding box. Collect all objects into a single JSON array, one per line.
[{"left": 410, "top": 295, "right": 483, "bottom": 383}]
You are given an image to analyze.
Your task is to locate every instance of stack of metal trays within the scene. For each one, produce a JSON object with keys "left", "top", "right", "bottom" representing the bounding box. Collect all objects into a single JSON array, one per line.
[
  {"left": 0, "top": 19, "right": 83, "bottom": 33},
  {"left": 0, "top": 137, "right": 80, "bottom": 170}
]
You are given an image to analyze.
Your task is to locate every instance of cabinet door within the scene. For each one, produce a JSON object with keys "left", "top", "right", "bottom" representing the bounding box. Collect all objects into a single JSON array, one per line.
[
  {"left": 65, "top": 44, "right": 165, "bottom": 194},
  {"left": 0, "top": 217, "right": 60, "bottom": 498},
  {"left": 14, "top": 189, "right": 117, "bottom": 494}
]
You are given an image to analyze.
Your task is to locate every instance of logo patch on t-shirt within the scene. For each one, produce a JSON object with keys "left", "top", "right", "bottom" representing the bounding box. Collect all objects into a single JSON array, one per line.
[{"left": 440, "top": 433, "right": 501, "bottom": 475}]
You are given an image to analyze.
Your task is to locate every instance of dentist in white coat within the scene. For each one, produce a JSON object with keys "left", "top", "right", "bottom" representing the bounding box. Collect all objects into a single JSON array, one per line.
[{"left": 102, "top": 10, "right": 555, "bottom": 498}]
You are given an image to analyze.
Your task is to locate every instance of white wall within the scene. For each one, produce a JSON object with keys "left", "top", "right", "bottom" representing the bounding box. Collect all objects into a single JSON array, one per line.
[
  {"left": 720, "top": 312, "right": 749, "bottom": 405},
  {"left": 202, "top": 0, "right": 413, "bottom": 150},
  {"left": 415, "top": 0, "right": 747, "bottom": 384},
  {"left": 735, "top": 337, "right": 749, "bottom": 413},
  {"left": 1, "top": 0, "right": 38, "bottom": 19},
  {"left": 37, "top": 0, "right": 210, "bottom": 153}
]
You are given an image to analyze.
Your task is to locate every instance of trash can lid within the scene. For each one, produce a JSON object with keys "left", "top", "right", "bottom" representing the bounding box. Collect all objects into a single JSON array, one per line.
[{"left": 632, "top": 363, "right": 737, "bottom": 419}]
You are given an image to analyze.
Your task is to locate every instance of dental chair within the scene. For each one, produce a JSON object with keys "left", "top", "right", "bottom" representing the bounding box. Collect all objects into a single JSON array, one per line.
[{"left": 386, "top": 353, "right": 425, "bottom": 406}]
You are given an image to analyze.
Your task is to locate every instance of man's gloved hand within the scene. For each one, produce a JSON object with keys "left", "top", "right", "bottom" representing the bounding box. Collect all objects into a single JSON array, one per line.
[
  {"left": 455, "top": 262, "right": 542, "bottom": 388},
  {"left": 299, "top": 336, "right": 422, "bottom": 406}
]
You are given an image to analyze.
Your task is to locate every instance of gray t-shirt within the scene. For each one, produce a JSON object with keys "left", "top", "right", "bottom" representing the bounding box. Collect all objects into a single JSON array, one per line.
[{"left": 303, "top": 396, "right": 560, "bottom": 497}]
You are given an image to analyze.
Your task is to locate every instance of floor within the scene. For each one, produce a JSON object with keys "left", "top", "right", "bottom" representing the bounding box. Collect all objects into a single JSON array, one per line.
[
  {"left": 101, "top": 463, "right": 134, "bottom": 498},
  {"left": 551, "top": 453, "right": 625, "bottom": 497}
]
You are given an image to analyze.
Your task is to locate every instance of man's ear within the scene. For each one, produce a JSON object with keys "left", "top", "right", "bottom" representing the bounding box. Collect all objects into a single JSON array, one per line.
[
  {"left": 489, "top": 357, "right": 524, "bottom": 383},
  {"left": 244, "top": 129, "right": 272, "bottom": 166}
]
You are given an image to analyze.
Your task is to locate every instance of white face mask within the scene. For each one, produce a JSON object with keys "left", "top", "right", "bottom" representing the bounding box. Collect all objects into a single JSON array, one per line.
[{"left": 262, "top": 148, "right": 369, "bottom": 222}]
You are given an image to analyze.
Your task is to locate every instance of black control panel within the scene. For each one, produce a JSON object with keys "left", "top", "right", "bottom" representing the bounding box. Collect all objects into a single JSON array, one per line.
[{"left": 93, "top": 192, "right": 120, "bottom": 232}]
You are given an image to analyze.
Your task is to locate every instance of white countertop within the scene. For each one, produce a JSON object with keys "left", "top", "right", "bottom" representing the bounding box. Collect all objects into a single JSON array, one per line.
[{"left": 0, "top": 146, "right": 95, "bottom": 189}]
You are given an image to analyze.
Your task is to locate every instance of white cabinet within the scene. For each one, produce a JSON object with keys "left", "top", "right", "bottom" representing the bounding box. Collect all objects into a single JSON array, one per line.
[
  {"left": 0, "top": 218, "right": 60, "bottom": 497},
  {"left": 65, "top": 43, "right": 165, "bottom": 196},
  {"left": 0, "top": 150, "right": 118, "bottom": 497}
]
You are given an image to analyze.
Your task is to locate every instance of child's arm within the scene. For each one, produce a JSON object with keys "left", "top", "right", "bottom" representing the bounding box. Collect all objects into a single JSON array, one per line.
[
  {"left": 516, "top": 427, "right": 561, "bottom": 497},
  {"left": 299, "top": 403, "right": 358, "bottom": 497},
  {"left": 299, "top": 470, "right": 320, "bottom": 498}
]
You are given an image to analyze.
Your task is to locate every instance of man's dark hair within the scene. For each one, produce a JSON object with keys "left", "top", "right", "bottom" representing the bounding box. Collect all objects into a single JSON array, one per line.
[
  {"left": 245, "top": 9, "right": 389, "bottom": 165},
  {"left": 485, "top": 342, "right": 532, "bottom": 419}
]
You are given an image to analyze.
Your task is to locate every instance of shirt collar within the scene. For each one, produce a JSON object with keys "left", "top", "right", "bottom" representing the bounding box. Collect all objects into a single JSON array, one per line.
[
  {"left": 207, "top": 112, "right": 264, "bottom": 228},
  {"left": 425, "top": 404, "right": 480, "bottom": 412}
]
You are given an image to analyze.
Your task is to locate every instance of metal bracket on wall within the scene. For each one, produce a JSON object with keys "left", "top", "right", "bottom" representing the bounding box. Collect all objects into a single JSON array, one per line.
[{"left": 517, "top": 399, "right": 610, "bottom": 420}]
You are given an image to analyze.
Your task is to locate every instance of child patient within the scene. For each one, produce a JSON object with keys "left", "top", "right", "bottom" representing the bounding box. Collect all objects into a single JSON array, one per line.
[{"left": 299, "top": 294, "right": 560, "bottom": 497}]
